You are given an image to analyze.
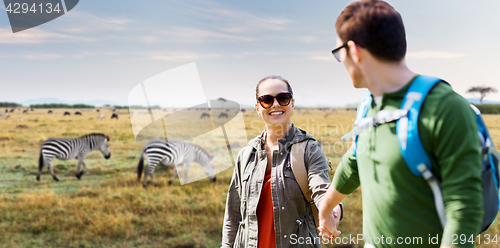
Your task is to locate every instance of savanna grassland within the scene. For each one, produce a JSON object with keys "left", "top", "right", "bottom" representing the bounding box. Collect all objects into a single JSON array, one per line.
[{"left": 0, "top": 108, "right": 499, "bottom": 248}]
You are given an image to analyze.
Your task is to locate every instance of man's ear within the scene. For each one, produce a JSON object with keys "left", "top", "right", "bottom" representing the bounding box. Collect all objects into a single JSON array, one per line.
[
  {"left": 292, "top": 99, "right": 295, "bottom": 108},
  {"left": 347, "top": 40, "right": 362, "bottom": 63},
  {"left": 255, "top": 103, "right": 260, "bottom": 115}
]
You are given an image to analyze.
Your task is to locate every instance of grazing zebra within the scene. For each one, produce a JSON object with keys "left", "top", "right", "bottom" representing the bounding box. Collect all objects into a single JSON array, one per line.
[
  {"left": 218, "top": 112, "right": 228, "bottom": 119},
  {"left": 37, "top": 133, "right": 111, "bottom": 181},
  {"left": 137, "top": 140, "right": 216, "bottom": 187},
  {"left": 97, "top": 114, "right": 104, "bottom": 120}
]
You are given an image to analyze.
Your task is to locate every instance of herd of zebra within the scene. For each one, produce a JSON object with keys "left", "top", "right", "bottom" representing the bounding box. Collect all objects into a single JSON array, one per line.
[
  {"left": 37, "top": 133, "right": 216, "bottom": 187},
  {"left": 2, "top": 108, "right": 122, "bottom": 120}
]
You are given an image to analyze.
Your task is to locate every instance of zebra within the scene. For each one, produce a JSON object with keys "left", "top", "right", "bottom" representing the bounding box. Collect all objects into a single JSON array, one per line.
[
  {"left": 137, "top": 140, "right": 216, "bottom": 187},
  {"left": 218, "top": 112, "right": 228, "bottom": 119},
  {"left": 37, "top": 133, "right": 111, "bottom": 181}
]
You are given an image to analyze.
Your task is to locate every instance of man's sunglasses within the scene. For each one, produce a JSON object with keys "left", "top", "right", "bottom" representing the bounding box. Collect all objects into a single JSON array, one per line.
[
  {"left": 331, "top": 43, "right": 348, "bottom": 62},
  {"left": 257, "top": 92, "right": 293, "bottom": 109}
]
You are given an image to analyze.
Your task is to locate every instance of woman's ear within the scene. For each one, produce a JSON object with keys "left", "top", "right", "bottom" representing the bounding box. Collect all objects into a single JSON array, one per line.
[
  {"left": 292, "top": 99, "right": 295, "bottom": 108},
  {"left": 255, "top": 103, "right": 261, "bottom": 116}
]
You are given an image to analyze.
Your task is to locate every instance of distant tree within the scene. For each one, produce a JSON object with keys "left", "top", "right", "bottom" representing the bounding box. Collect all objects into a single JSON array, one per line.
[
  {"left": 72, "top": 104, "right": 95, "bottom": 109},
  {"left": 0, "top": 102, "right": 22, "bottom": 107},
  {"left": 467, "top": 86, "right": 498, "bottom": 104},
  {"left": 30, "top": 103, "right": 94, "bottom": 109},
  {"left": 129, "top": 105, "right": 149, "bottom": 109},
  {"left": 113, "top": 105, "right": 128, "bottom": 109}
]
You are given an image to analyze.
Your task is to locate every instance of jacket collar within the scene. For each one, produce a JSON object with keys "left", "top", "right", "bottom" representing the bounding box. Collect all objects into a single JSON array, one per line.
[{"left": 247, "top": 124, "right": 314, "bottom": 150}]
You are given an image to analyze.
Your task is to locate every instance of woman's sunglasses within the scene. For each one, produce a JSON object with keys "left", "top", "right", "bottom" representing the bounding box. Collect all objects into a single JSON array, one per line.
[{"left": 257, "top": 92, "right": 293, "bottom": 109}]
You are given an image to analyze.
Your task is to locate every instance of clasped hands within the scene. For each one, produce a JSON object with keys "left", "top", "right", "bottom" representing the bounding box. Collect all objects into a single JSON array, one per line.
[{"left": 317, "top": 204, "right": 342, "bottom": 241}]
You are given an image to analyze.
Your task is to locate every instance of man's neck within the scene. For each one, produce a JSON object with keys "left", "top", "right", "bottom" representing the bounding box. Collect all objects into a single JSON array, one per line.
[{"left": 363, "top": 59, "right": 416, "bottom": 97}]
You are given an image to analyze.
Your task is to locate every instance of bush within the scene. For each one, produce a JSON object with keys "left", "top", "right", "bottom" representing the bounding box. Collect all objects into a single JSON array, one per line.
[
  {"left": 473, "top": 104, "right": 500, "bottom": 115},
  {"left": 30, "top": 104, "right": 95, "bottom": 109},
  {"left": 0, "top": 102, "right": 22, "bottom": 107}
]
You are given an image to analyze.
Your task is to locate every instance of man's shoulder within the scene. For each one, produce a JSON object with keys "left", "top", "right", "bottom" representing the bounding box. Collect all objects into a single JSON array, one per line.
[{"left": 424, "top": 81, "right": 471, "bottom": 113}]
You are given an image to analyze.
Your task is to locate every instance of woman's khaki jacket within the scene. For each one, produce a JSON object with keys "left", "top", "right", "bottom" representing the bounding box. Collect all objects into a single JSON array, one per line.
[{"left": 221, "top": 124, "right": 331, "bottom": 248}]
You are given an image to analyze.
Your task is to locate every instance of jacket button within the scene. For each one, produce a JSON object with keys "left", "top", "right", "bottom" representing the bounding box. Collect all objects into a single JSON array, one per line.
[
  {"left": 284, "top": 235, "right": 287, "bottom": 238},
  {"left": 296, "top": 219, "right": 302, "bottom": 225},
  {"left": 280, "top": 152, "right": 283, "bottom": 155},
  {"left": 281, "top": 207, "right": 285, "bottom": 210}
]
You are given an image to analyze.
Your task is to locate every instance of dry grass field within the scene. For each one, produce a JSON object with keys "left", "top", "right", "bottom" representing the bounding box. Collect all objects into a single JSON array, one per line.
[{"left": 0, "top": 108, "right": 499, "bottom": 247}]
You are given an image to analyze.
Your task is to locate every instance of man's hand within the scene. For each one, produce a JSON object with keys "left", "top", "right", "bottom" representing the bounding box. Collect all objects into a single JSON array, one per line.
[
  {"left": 317, "top": 186, "right": 347, "bottom": 240},
  {"left": 318, "top": 204, "right": 342, "bottom": 240}
]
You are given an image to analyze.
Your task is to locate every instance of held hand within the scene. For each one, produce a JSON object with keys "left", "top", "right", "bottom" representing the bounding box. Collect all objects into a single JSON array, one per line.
[{"left": 318, "top": 208, "right": 341, "bottom": 241}]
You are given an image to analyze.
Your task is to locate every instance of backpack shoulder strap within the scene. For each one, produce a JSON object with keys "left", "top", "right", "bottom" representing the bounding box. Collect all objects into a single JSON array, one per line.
[
  {"left": 290, "top": 140, "right": 311, "bottom": 201},
  {"left": 396, "top": 75, "right": 445, "bottom": 228},
  {"left": 290, "top": 140, "right": 320, "bottom": 226},
  {"left": 341, "top": 91, "right": 372, "bottom": 158},
  {"left": 397, "top": 75, "right": 442, "bottom": 176}
]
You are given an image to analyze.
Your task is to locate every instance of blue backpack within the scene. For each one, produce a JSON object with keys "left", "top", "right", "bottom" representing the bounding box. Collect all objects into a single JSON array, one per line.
[{"left": 342, "top": 75, "right": 500, "bottom": 232}]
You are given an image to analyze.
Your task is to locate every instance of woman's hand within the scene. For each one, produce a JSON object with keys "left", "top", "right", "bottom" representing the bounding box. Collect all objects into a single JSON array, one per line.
[{"left": 318, "top": 205, "right": 341, "bottom": 241}]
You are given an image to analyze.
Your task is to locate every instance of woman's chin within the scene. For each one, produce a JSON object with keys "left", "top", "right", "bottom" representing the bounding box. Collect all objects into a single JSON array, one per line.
[{"left": 265, "top": 117, "right": 290, "bottom": 127}]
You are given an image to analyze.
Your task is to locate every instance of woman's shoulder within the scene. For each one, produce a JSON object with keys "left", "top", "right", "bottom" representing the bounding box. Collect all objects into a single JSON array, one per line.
[
  {"left": 290, "top": 125, "right": 319, "bottom": 147},
  {"left": 235, "top": 133, "right": 263, "bottom": 161}
]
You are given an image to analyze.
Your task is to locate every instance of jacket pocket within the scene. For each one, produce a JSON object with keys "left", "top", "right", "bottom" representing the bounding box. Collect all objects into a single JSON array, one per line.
[
  {"left": 283, "top": 164, "right": 303, "bottom": 199},
  {"left": 240, "top": 172, "right": 251, "bottom": 202}
]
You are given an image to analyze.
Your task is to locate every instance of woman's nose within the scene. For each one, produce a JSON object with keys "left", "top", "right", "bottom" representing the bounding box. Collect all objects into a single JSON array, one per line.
[{"left": 271, "top": 98, "right": 280, "bottom": 107}]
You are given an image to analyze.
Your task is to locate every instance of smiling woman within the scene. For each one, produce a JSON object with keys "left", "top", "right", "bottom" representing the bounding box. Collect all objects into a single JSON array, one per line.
[{"left": 221, "top": 75, "right": 343, "bottom": 248}]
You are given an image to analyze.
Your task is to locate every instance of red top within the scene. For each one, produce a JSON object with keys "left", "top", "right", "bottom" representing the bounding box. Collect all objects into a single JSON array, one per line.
[{"left": 257, "top": 169, "right": 276, "bottom": 248}]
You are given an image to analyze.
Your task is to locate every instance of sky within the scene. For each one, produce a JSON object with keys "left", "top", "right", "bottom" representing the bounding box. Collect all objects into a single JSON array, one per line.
[{"left": 1, "top": 0, "right": 500, "bottom": 107}]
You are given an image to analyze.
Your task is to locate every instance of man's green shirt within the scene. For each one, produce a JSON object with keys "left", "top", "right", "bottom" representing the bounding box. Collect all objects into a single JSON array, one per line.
[{"left": 333, "top": 76, "right": 483, "bottom": 248}]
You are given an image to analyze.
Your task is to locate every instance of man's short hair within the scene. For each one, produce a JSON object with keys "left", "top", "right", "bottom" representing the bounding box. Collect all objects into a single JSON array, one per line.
[{"left": 335, "top": 0, "right": 406, "bottom": 62}]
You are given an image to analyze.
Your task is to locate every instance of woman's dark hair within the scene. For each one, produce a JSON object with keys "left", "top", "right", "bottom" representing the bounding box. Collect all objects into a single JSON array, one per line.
[
  {"left": 255, "top": 75, "right": 293, "bottom": 100},
  {"left": 335, "top": 0, "right": 406, "bottom": 62}
]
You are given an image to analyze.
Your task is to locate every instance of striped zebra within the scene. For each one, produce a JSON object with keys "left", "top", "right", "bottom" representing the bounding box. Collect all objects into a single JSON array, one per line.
[
  {"left": 137, "top": 140, "right": 216, "bottom": 187},
  {"left": 37, "top": 133, "right": 111, "bottom": 181}
]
